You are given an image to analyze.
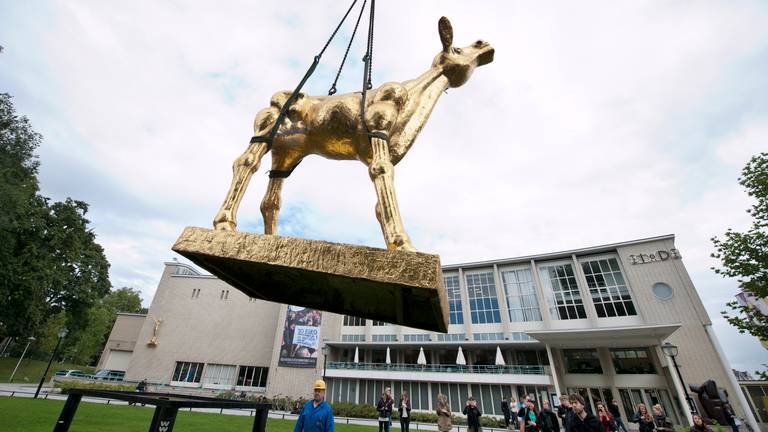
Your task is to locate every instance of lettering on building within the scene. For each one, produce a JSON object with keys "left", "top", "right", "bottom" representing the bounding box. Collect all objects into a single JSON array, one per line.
[{"left": 628, "top": 249, "right": 681, "bottom": 265}]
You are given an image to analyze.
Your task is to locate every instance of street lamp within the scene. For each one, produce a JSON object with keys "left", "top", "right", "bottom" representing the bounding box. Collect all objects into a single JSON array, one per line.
[
  {"left": 321, "top": 344, "right": 329, "bottom": 381},
  {"left": 34, "top": 327, "right": 68, "bottom": 399},
  {"left": 9, "top": 336, "right": 36, "bottom": 382},
  {"left": 662, "top": 342, "right": 698, "bottom": 414}
]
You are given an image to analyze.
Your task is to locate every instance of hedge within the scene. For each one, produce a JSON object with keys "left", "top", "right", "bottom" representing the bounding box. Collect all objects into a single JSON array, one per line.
[{"left": 54, "top": 381, "right": 138, "bottom": 393}]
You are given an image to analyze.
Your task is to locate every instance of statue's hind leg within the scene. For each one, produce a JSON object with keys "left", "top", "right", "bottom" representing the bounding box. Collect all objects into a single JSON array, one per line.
[
  {"left": 260, "top": 176, "right": 284, "bottom": 235},
  {"left": 213, "top": 107, "right": 276, "bottom": 231},
  {"left": 213, "top": 141, "right": 269, "bottom": 230}
]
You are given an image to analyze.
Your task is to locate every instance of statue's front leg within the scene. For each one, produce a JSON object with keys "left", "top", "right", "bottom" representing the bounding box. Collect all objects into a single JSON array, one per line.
[{"left": 368, "top": 133, "right": 415, "bottom": 252}]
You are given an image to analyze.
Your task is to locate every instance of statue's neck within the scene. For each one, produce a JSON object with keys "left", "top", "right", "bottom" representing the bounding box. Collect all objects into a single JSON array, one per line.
[{"left": 404, "top": 66, "right": 449, "bottom": 98}]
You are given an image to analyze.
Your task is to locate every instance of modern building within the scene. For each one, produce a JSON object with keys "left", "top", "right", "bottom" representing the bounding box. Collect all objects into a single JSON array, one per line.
[{"left": 108, "top": 234, "right": 761, "bottom": 431}]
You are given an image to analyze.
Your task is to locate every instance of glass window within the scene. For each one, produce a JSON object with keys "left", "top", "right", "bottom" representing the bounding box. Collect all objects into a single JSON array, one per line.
[
  {"left": 564, "top": 349, "right": 603, "bottom": 374},
  {"left": 343, "top": 315, "right": 365, "bottom": 326},
  {"left": 444, "top": 275, "right": 464, "bottom": 324},
  {"left": 372, "top": 321, "right": 389, "bottom": 326},
  {"left": 502, "top": 267, "right": 542, "bottom": 322},
  {"left": 582, "top": 258, "right": 637, "bottom": 317},
  {"left": 436, "top": 333, "right": 465, "bottom": 342},
  {"left": 236, "top": 366, "right": 268, "bottom": 387},
  {"left": 172, "top": 361, "right": 204, "bottom": 383},
  {"left": 611, "top": 348, "right": 656, "bottom": 374},
  {"left": 341, "top": 334, "right": 365, "bottom": 342},
  {"left": 539, "top": 263, "right": 587, "bottom": 320},
  {"left": 466, "top": 272, "right": 501, "bottom": 324},
  {"left": 202, "top": 364, "right": 237, "bottom": 386}
]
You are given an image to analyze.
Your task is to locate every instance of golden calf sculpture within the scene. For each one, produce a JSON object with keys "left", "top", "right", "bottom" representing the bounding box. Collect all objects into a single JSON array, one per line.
[{"left": 213, "top": 17, "right": 494, "bottom": 251}]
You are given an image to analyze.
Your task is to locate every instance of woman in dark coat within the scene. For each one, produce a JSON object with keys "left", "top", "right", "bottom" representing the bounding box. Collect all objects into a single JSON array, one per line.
[
  {"left": 540, "top": 400, "right": 560, "bottom": 432},
  {"left": 377, "top": 387, "right": 394, "bottom": 432},
  {"left": 633, "top": 404, "right": 655, "bottom": 432},
  {"left": 399, "top": 392, "right": 412, "bottom": 432}
]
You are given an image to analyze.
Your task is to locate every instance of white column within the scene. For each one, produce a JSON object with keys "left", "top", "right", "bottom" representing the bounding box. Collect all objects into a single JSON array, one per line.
[
  {"left": 657, "top": 344, "right": 693, "bottom": 426},
  {"left": 458, "top": 268, "right": 474, "bottom": 339},
  {"left": 545, "top": 344, "right": 562, "bottom": 396},
  {"left": 704, "top": 324, "right": 760, "bottom": 432},
  {"left": 494, "top": 264, "right": 514, "bottom": 336}
]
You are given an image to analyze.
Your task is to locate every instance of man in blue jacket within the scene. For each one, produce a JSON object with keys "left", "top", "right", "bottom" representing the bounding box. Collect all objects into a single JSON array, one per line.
[{"left": 294, "top": 379, "right": 335, "bottom": 432}]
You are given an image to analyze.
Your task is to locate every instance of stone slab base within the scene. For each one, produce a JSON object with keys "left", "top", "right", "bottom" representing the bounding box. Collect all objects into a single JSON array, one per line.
[{"left": 172, "top": 227, "right": 448, "bottom": 333}]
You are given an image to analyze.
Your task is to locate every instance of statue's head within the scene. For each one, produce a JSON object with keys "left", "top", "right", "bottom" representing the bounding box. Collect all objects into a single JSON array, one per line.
[{"left": 432, "top": 16, "right": 494, "bottom": 88}]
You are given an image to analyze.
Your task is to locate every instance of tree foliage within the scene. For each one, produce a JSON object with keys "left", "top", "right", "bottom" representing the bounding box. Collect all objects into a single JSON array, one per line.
[
  {"left": 711, "top": 151, "right": 768, "bottom": 377},
  {"left": 0, "top": 93, "right": 112, "bottom": 346}
]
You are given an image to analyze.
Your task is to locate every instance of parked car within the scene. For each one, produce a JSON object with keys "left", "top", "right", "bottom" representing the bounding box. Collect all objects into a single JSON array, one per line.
[
  {"left": 54, "top": 370, "right": 90, "bottom": 378},
  {"left": 91, "top": 369, "right": 125, "bottom": 381}
]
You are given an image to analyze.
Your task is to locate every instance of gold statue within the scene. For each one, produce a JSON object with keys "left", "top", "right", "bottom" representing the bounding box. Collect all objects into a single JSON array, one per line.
[
  {"left": 147, "top": 317, "right": 163, "bottom": 346},
  {"left": 213, "top": 17, "right": 494, "bottom": 251}
]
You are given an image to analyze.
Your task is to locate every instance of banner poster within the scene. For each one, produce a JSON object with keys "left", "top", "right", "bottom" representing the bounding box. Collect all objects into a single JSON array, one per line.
[{"left": 278, "top": 305, "right": 322, "bottom": 368}]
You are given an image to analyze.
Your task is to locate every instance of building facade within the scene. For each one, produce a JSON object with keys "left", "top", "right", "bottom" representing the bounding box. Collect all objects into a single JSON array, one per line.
[{"left": 115, "top": 235, "right": 759, "bottom": 430}]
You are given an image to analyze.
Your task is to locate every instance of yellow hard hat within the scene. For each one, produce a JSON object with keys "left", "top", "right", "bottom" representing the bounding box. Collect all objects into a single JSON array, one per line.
[{"left": 313, "top": 379, "right": 326, "bottom": 390}]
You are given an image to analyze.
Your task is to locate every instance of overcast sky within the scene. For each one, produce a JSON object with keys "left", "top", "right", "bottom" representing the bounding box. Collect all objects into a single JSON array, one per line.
[{"left": 2, "top": 0, "right": 767, "bottom": 373}]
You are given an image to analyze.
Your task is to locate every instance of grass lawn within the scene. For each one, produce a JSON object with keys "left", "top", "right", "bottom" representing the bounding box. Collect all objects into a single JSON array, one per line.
[
  {"left": 2, "top": 397, "right": 379, "bottom": 432},
  {"left": 0, "top": 357, "right": 95, "bottom": 383}
]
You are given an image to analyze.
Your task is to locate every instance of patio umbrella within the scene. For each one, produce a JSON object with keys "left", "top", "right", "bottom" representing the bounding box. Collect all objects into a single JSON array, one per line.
[
  {"left": 354, "top": 346, "right": 359, "bottom": 363},
  {"left": 456, "top": 346, "right": 466, "bottom": 365},
  {"left": 417, "top": 347, "right": 427, "bottom": 365},
  {"left": 495, "top": 346, "right": 505, "bottom": 366},
  {"left": 385, "top": 346, "right": 391, "bottom": 364}
]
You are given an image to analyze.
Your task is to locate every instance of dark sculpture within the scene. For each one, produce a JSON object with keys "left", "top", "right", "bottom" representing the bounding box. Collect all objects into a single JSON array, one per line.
[{"left": 689, "top": 380, "right": 732, "bottom": 425}]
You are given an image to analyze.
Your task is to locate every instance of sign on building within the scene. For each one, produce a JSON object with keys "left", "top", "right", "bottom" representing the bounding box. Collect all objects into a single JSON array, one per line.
[{"left": 278, "top": 306, "right": 322, "bottom": 368}]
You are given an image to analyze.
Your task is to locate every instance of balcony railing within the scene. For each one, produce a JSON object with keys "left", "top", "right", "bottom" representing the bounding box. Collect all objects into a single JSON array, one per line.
[{"left": 327, "top": 362, "right": 548, "bottom": 375}]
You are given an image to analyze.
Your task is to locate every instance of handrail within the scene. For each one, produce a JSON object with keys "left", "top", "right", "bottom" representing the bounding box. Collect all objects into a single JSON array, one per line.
[{"left": 327, "top": 362, "right": 548, "bottom": 375}]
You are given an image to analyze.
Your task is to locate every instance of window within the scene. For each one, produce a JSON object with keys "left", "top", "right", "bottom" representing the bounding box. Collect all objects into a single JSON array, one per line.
[
  {"left": 371, "top": 334, "right": 397, "bottom": 342},
  {"left": 202, "top": 364, "right": 237, "bottom": 387},
  {"left": 444, "top": 274, "right": 464, "bottom": 324},
  {"left": 510, "top": 332, "right": 534, "bottom": 341},
  {"left": 191, "top": 288, "right": 200, "bottom": 299},
  {"left": 436, "top": 333, "right": 466, "bottom": 342},
  {"left": 372, "top": 321, "right": 389, "bottom": 326},
  {"left": 611, "top": 348, "right": 656, "bottom": 374},
  {"left": 473, "top": 332, "right": 504, "bottom": 341},
  {"left": 501, "top": 268, "right": 542, "bottom": 322},
  {"left": 343, "top": 315, "right": 365, "bottom": 326},
  {"left": 220, "top": 290, "right": 229, "bottom": 300},
  {"left": 539, "top": 263, "right": 586, "bottom": 320},
  {"left": 403, "top": 334, "right": 431, "bottom": 342},
  {"left": 564, "top": 349, "right": 602, "bottom": 374},
  {"left": 341, "top": 334, "right": 365, "bottom": 342},
  {"left": 172, "top": 361, "right": 204, "bottom": 383},
  {"left": 581, "top": 258, "right": 636, "bottom": 317},
  {"left": 237, "top": 366, "right": 268, "bottom": 388},
  {"left": 465, "top": 272, "right": 501, "bottom": 324}
]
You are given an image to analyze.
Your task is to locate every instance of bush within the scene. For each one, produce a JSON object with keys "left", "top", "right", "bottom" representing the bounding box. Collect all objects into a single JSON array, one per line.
[
  {"left": 54, "top": 381, "right": 137, "bottom": 394},
  {"left": 331, "top": 402, "right": 380, "bottom": 419}
]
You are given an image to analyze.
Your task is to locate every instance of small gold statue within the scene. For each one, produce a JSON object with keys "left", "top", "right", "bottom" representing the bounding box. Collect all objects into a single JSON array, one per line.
[
  {"left": 213, "top": 16, "right": 494, "bottom": 252},
  {"left": 147, "top": 317, "right": 163, "bottom": 346}
]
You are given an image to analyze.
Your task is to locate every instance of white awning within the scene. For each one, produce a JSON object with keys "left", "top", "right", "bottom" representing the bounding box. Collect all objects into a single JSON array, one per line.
[{"left": 526, "top": 323, "right": 681, "bottom": 348}]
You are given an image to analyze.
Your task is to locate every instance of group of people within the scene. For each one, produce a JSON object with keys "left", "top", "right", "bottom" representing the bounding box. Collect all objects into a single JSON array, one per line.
[{"left": 292, "top": 381, "right": 716, "bottom": 432}]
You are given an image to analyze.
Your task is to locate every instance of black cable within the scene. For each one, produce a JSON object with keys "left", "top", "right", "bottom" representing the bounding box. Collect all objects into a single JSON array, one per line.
[
  {"left": 329, "top": 0, "right": 368, "bottom": 95},
  {"left": 366, "top": 0, "right": 375, "bottom": 90},
  {"left": 319, "top": 0, "right": 359, "bottom": 58}
]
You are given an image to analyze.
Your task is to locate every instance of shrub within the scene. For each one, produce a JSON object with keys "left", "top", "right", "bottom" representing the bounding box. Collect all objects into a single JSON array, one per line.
[{"left": 54, "top": 381, "right": 137, "bottom": 394}]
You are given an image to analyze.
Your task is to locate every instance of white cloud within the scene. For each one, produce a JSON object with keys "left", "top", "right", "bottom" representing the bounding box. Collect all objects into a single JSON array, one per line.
[{"left": 2, "top": 0, "right": 768, "bottom": 371}]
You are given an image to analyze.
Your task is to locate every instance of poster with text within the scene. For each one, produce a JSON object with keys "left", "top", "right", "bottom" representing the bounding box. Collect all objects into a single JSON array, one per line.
[{"left": 278, "top": 306, "right": 322, "bottom": 368}]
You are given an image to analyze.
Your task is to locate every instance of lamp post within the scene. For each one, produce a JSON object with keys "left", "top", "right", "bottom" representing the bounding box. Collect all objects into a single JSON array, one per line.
[
  {"left": 34, "top": 327, "right": 68, "bottom": 399},
  {"left": 321, "top": 344, "right": 329, "bottom": 381},
  {"left": 9, "top": 336, "right": 36, "bottom": 382},
  {"left": 662, "top": 342, "right": 698, "bottom": 414}
]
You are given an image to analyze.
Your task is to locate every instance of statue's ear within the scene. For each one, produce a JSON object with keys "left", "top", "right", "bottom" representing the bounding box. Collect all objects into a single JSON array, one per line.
[{"left": 438, "top": 16, "right": 453, "bottom": 53}]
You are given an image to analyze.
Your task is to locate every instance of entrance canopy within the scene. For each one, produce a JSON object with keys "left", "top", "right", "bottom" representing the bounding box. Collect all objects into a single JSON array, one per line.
[{"left": 526, "top": 323, "right": 681, "bottom": 348}]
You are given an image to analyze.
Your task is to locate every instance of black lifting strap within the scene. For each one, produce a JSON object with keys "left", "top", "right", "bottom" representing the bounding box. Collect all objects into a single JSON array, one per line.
[{"left": 250, "top": 0, "right": 361, "bottom": 152}]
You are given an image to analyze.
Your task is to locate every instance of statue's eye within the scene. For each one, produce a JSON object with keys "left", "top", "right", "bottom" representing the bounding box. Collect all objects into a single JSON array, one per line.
[{"left": 454, "top": 48, "right": 463, "bottom": 54}]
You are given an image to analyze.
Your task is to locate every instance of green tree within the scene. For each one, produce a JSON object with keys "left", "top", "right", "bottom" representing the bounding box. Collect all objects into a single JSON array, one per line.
[
  {"left": 0, "top": 93, "right": 112, "bottom": 345},
  {"left": 711, "top": 151, "right": 768, "bottom": 379}
]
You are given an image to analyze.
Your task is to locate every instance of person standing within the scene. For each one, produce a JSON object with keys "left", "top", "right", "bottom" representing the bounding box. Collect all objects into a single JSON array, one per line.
[
  {"left": 569, "top": 394, "right": 601, "bottom": 432},
  {"left": 399, "top": 392, "right": 412, "bottom": 432},
  {"left": 377, "top": 387, "right": 394, "bottom": 432},
  {"left": 436, "top": 393, "right": 453, "bottom": 432},
  {"left": 607, "top": 400, "right": 627, "bottom": 432},
  {"left": 596, "top": 403, "right": 615, "bottom": 432},
  {"left": 558, "top": 395, "right": 574, "bottom": 432},
  {"left": 522, "top": 399, "right": 539, "bottom": 432},
  {"left": 633, "top": 403, "right": 654, "bottom": 432},
  {"left": 464, "top": 396, "right": 483, "bottom": 432},
  {"left": 651, "top": 404, "right": 672, "bottom": 432},
  {"left": 294, "top": 379, "right": 334, "bottom": 432},
  {"left": 502, "top": 396, "right": 512, "bottom": 430},
  {"left": 540, "top": 400, "right": 560, "bottom": 432},
  {"left": 518, "top": 397, "right": 529, "bottom": 432},
  {"left": 690, "top": 415, "right": 713, "bottom": 432}
]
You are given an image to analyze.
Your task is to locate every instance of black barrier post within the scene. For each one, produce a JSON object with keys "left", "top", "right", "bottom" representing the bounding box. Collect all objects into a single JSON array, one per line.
[{"left": 53, "top": 393, "right": 82, "bottom": 432}]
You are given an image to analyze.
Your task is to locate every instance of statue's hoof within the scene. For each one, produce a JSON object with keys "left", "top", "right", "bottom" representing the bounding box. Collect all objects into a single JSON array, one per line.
[
  {"left": 393, "top": 235, "right": 417, "bottom": 252},
  {"left": 212, "top": 216, "right": 236, "bottom": 231}
]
